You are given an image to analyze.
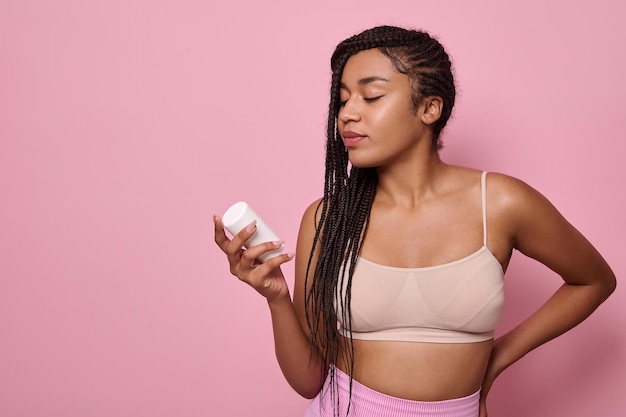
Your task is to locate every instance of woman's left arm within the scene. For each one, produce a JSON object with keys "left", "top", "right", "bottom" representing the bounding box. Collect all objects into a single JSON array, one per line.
[{"left": 480, "top": 174, "right": 616, "bottom": 414}]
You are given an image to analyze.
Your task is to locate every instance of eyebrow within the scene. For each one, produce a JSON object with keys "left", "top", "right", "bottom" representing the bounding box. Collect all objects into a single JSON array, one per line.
[{"left": 340, "top": 76, "right": 389, "bottom": 89}]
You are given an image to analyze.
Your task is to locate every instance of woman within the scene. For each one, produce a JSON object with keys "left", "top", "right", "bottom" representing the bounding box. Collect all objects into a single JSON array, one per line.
[{"left": 213, "top": 26, "right": 616, "bottom": 417}]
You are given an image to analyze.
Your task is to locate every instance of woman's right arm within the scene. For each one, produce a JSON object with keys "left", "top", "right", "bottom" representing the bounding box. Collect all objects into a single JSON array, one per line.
[{"left": 213, "top": 200, "right": 327, "bottom": 398}]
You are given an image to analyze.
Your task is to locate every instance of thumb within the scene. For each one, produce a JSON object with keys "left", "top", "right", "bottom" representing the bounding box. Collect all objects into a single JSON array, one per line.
[{"left": 478, "top": 397, "right": 488, "bottom": 417}]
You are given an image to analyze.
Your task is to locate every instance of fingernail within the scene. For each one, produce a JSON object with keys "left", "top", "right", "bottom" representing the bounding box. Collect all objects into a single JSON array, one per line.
[
  {"left": 287, "top": 253, "right": 295, "bottom": 259},
  {"left": 273, "top": 240, "right": 284, "bottom": 247},
  {"left": 245, "top": 220, "right": 257, "bottom": 233},
  {"left": 263, "top": 280, "right": 270, "bottom": 288}
]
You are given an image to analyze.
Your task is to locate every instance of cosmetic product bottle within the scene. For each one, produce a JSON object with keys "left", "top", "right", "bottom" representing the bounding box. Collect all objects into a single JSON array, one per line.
[{"left": 222, "top": 201, "right": 283, "bottom": 262}]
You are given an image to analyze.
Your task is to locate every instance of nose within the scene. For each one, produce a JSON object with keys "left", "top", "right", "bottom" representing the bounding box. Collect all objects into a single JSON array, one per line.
[{"left": 338, "top": 97, "right": 361, "bottom": 123}]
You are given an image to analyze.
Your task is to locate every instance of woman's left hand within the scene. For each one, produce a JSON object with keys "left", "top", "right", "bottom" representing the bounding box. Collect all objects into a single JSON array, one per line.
[
  {"left": 478, "top": 372, "right": 493, "bottom": 417},
  {"left": 479, "top": 337, "right": 508, "bottom": 417}
]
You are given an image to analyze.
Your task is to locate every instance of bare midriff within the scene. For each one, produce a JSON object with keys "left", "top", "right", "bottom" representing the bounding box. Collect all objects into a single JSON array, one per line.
[{"left": 336, "top": 337, "right": 493, "bottom": 401}]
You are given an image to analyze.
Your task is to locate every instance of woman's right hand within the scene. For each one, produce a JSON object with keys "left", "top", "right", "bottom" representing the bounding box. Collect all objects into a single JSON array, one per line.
[{"left": 213, "top": 215, "right": 295, "bottom": 302}]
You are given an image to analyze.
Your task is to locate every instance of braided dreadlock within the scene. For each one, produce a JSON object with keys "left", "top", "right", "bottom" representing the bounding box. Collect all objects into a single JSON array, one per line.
[{"left": 304, "top": 26, "right": 456, "bottom": 415}]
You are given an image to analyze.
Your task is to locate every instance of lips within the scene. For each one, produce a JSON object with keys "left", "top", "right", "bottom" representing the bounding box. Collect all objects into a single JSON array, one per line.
[{"left": 342, "top": 130, "right": 366, "bottom": 147}]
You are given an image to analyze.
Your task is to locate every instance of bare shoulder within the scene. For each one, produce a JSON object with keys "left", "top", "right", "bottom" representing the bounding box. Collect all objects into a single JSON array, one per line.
[
  {"left": 440, "top": 166, "right": 546, "bottom": 216},
  {"left": 486, "top": 172, "right": 614, "bottom": 287},
  {"left": 293, "top": 198, "right": 324, "bottom": 330},
  {"left": 300, "top": 198, "right": 324, "bottom": 229},
  {"left": 296, "top": 198, "right": 324, "bottom": 253},
  {"left": 483, "top": 171, "right": 562, "bottom": 239},
  {"left": 484, "top": 171, "right": 538, "bottom": 201}
]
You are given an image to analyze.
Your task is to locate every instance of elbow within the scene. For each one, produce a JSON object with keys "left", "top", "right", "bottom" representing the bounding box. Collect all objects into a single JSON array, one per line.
[
  {"left": 292, "top": 373, "right": 325, "bottom": 399},
  {"left": 596, "top": 268, "right": 617, "bottom": 303},
  {"left": 300, "top": 389, "right": 320, "bottom": 400},
  {"left": 295, "top": 382, "right": 322, "bottom": 399},
  {"left": 604, "top": 272, "right": 617, "bottom": 299}
]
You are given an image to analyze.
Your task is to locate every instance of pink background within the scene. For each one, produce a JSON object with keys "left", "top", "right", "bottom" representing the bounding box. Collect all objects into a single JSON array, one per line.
[{"left": 1, "top": 1, "right": 625, "bottom": 416}]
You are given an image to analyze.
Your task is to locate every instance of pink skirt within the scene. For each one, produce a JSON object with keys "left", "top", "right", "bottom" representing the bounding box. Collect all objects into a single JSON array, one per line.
[{"left": 304, "top": 367, "right": 479, "bottom": 417}]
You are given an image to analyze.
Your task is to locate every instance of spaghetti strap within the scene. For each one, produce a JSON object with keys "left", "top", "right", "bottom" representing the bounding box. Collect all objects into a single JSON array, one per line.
[{"left": 481, "top": 171, "right": 488, "bottom": 247}]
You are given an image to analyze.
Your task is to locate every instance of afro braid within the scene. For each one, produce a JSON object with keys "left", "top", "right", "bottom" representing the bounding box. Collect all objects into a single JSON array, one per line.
[{"left": 304, "top": 25, "right": 456, "bottom": 416}]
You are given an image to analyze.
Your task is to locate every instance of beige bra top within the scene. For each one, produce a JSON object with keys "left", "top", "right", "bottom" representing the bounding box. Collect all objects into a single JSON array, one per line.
[{"left": 336, "top": 172, "right": 505, "bottom": 343}]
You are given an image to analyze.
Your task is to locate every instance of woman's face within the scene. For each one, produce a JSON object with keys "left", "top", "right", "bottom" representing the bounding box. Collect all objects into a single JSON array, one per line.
[{"left": 338, "top": 49, "right": 432, "bottom": 168}]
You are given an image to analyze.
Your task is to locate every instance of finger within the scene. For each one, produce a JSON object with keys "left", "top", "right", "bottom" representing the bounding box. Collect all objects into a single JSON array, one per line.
[
  {"left": 479, "top": 390, "right": 489, "bottom": 417},
  {"left": 246, "top": 253, "right": 295, "bottom": 290},
  {"left": 241, "top": 240, "right": 285, "bottom": 265},
  {"left": 213, "top": 215, "right": 231, "bottom": 252},
  {"left": 255, "top": 252, "right": 296, "bottom": 280},
  {"left": 225, "top": 220, "right": 257, "bottom": 257}
]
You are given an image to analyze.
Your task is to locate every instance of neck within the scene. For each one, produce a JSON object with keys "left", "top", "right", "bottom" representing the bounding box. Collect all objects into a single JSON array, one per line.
[{"left": 375, "top": 150, "right": 447, "bottom": 207}]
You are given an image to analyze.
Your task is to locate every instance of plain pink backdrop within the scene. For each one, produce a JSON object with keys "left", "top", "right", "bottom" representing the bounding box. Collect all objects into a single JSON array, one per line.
[{"left": 1, "top": 1, "right": 624, "bottom": 416}]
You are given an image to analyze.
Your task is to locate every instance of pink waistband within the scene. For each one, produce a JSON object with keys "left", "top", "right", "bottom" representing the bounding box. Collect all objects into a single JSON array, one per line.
[{"left": 304, "top": 367, "right": 479, "bottom": 417}]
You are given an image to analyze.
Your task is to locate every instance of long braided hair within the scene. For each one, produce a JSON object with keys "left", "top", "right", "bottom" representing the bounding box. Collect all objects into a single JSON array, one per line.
[{"left": 304, "top": 26, "right": 456, "bottom": 414}]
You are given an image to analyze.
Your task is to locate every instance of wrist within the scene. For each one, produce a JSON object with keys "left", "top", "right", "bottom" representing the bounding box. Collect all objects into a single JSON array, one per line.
[
  {"left": 490, "top": 335, "right": 518, "bottom": 377},
  {"left": 267, "top": 292, "right": 293, "bottom": 311}
]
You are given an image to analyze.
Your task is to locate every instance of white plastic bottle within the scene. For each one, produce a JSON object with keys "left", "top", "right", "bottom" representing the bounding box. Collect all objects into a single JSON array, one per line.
[{"left": 221, "top": 201, "right": 284, "bottom": 262}]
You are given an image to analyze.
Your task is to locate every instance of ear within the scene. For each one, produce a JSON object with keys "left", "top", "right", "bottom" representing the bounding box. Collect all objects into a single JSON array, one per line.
[{"left": 419, "top": 96, "right": 443, "bottom": 126}]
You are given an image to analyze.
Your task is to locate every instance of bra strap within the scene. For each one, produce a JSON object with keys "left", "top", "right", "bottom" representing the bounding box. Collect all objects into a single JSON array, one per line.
[{"left": 481, "top": 171, "right": 488, "bottom": 247}]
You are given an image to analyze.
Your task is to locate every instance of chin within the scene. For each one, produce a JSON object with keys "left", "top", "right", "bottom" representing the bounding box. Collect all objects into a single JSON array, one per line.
[
  {"left": 347, "top": 158, "right": 376, "bottom": 169},
  {"left": 347, "top": 153, "right": 384, "bottom": 169}
]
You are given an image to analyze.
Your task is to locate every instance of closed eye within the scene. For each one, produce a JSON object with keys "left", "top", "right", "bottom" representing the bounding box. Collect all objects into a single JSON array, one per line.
[{"left": 339, "top": 95, "right": 383, "bottom": 107}]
